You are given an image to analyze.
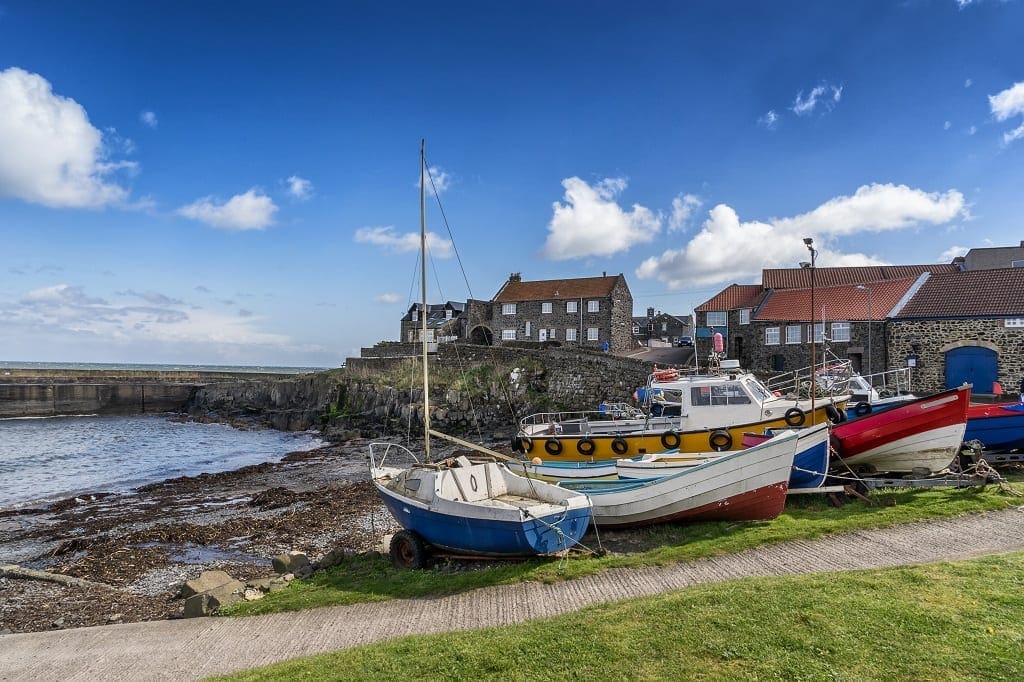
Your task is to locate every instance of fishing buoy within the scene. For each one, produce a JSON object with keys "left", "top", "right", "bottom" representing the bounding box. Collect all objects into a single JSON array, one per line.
[{"left": 531, "top": 457, "right": 543, "bottom": 465}]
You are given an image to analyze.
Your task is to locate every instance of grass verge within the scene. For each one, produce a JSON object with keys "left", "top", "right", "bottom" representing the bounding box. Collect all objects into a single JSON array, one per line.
[
  {"left": 223, "top": 481, "right": 1023, "bottom": 617},
  {"left": 219, "top": 551, "right": 1024, "bottom": 681}
]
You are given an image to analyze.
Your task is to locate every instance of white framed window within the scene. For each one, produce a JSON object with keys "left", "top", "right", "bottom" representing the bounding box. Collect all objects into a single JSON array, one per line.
[
  {"left": 805, "top": 323, "right": 824, "bottom": 343},
  {"left": 548, "top": 329, "right": 557, "bottom": 340},
  {"left": 1013, "top": 260, "right": 1024, "bottom": 268},
  {"left": 587, "top": 300, "right": 600, "bottom": 313},
  {"left": 524, "top": 321, "right": 531, "bottom": 338},
  {"left": 831, "top": 321, "right": 850, "bottom": 342},
  {"left": 501, "top": 329, "right": 516, "bottom": 341},
  {"left": 445, "top": 309, "right": 453, "bottom": 320},
  {"left": 501, "top": 303, "right": 516, "bottom": 315},
  {"left": 739, "top": 309, "right": 751, "bottom": 325},
  {"left": 542, "top": 302, "right": 552, "bottom": 314},
  {"left": 786, "top": 325, "right": 802, "bottom": 344},
  {"left": 661, "top": 322, "right": 667, "bottom": 332},
  {"left": 632, "top": 324, "right": 640, "bottom": 334},
  {"left": 706, "top": 311, "right": 727, "bottom": 327},
  {"left": 587, "top": 327, "right": 599, "bottom": 341},
  {"left": 411, "top": 310, "right": 418, "bottom": 322},
  {"left": 566, "top": 301, "right": 578, "bottom": 313},
  {"left": 765, "top": 327, "right": 780, "bottom": 345},
  {"left": 565, "top": 328, "right": 577, "bottom": 342}
]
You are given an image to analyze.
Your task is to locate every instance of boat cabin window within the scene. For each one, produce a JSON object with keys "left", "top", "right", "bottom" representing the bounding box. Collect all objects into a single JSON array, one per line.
[
  {"left": 745, "top": 379, "right": 772, "bottom": 402},
  {"left": 690, "top": 382, "right": 752, "bottom": 406}
]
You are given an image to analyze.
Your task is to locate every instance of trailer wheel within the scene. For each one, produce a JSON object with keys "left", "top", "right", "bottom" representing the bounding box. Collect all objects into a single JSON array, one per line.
[{"left": 390, "top": 530, "right": 429, "bottom": 570}]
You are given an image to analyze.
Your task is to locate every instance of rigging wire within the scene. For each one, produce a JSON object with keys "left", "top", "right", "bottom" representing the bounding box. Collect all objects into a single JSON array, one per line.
[{"left": 424, "top": 153, "right": 474, "bottom": 300}]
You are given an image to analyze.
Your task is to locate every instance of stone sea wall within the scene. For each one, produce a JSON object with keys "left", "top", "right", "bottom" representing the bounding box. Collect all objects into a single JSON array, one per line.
[
  {"left": 188, "top": 345, "right": 665, "bottom": 437},
  {"left": 0, "top": 383, "right": 196, "bottom": 418}
]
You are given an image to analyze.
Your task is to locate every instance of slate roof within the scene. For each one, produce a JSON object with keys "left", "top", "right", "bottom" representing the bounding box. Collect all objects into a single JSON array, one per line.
[
  {"left": 400, "top": 301, "right": 466, "bottom": 324},
  {"left": 493, "top": 275, "right": 623, "bottom": 302},
  {"left": 695, "top": 284, "right": 765, "bottom": 312},
  {"left": 754, "top": 278, "right": 921, "bottom": 322},
  {"left": 895, "top": 268, "right": 1024, "bottom": 318},
  {"left": 762, "top": 264, "right": 959, "bottom": 290}
]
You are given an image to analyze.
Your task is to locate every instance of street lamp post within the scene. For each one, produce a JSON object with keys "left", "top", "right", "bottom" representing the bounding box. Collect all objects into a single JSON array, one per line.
[
  {"left": 802, "top": 237, "right": 817, "bottom": 424},
  {"left": 856, "top": 284, "right": 873, "bottom": 377}
]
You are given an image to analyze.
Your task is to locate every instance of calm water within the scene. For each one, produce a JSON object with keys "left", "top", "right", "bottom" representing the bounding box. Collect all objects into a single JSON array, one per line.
[{"left": 0, "top": 416, "right": 322, "bottom": 509}]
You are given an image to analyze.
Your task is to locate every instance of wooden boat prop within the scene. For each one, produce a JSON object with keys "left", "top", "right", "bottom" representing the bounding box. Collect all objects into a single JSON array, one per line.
[
  {"left": 829, "top": 385, "right": 971, "bottom": 474},
  {"left": 964, "top": 401, "right": 1024, "bottom": 452},
  {"left": 368, "top": 142, "right": 591, "bottom": 565},
  {"left": 515, "top": 367, "right": 847, "bottom": 462},
  {"left": 619, "top": 422, "right": 831, "bottom": 489},
  {"left": 557, "top": 430, "right": 800, "bottom": 529}
]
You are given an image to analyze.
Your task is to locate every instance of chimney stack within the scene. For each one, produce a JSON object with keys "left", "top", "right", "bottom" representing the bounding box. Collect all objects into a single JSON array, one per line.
[{"left": 509, "top": 272, "right": 521, "bottom": 283}]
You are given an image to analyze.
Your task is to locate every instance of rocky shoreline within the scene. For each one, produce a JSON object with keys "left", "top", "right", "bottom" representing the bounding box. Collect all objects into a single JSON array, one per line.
[{"left": 0, "top": 438, "right": 404, "bottom": 634}]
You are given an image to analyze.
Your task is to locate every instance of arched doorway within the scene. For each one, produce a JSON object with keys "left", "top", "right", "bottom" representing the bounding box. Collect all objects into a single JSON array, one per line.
[
  {"left": 945, "top": 346, "right": 998, "bottom": 392},
  {"left": 468, "top": 325, "right": 493, "bottom": 346}
]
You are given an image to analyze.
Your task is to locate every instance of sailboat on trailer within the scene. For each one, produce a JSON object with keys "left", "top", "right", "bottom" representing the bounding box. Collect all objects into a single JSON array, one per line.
[{"left": 368, "top": 141, "right": 592, "bottom": 567}]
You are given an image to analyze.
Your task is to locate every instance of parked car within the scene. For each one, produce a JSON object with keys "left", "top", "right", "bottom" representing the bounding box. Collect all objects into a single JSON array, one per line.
[{"left": 677, "top": 336, "right": 693, "bottom": 347}]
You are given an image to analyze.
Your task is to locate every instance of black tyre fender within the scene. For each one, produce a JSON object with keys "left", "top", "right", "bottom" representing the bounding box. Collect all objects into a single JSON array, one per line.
[
  {"left": 544, "top": 438, "right": 563, "bottom": 456},
  {"left": 611, "top": 437, "right": 629, "bottom": 455},
  {"left": 709, "top": 429, "right": 733, "bottom": 452},
  {"left": 576, "top": 437, "right": 596, "bottom": 456},
  {"left": 390, "top": 530, "right": 429, "bottom": 570},
  {"left": 854, "top": 401, "right": 871, "bottom": 417},
  {"left": 825, "top": 404, "right": 843, "bottom": 424},
  {"left": 784, "top": 407, "right": 806, "bottom": 427},
  {"left": 660, "top": 430, "right": 681, "bottom": 449},
  {"left": 511, "top": 436, "right": 523, "bottom": 453},
  {"left": 519, "top": 436, "right": 533, "bottom": 453}
]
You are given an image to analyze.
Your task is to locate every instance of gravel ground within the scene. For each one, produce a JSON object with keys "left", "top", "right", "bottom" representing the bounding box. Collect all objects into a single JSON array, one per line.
[{"left": 0, "top": 440, "right": 403, "bottom": 634}]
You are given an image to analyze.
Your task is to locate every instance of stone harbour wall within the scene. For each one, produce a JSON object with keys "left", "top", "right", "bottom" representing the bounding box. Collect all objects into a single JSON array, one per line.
[{"left": 0, "top": 383, "right": 196, "bottom": 418}]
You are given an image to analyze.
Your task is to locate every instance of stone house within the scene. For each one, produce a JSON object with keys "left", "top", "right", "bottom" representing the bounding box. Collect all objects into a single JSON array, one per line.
[
  {"left": 399, "top": 301, "right": 467, "bottom": 343},
  {"left": 888, "top": 268, "right": 1024, "bottom": 394},
  {"left": 632, "top": 308, "right": 692, "bottom": 345},
  {"left": 487, "top": 273, "right": 634, "bottom": 352},
  {"left": 694, "top": 264, "right": 959, "bottom": 376}
]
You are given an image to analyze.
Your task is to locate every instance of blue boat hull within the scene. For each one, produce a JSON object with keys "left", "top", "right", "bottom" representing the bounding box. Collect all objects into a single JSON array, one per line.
[
  {"left": 965, "top": 407, "right": 1024, "bottom": 452},
  {"left": 378, "top": 488, "right": 591, "bottom": 556},
  {"left": 790, "top": 438, "right": 829, "bottom": 488}
]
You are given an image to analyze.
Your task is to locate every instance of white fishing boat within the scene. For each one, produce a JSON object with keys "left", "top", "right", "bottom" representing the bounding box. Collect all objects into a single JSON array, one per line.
[
  {"left": 558, "top": 430, "right": 800, "bottom": 528},
  {"left": 368, "top": 142, "right": 592, "bottom": 567}
]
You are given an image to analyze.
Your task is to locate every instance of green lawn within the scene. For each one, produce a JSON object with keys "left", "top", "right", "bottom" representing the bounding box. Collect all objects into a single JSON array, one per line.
[
  {"left": 219, "top": 551, "right": 1024, "bottom": 681},
  {"left": 223, "top": 481, "right": 1024, "bottom": 617}
]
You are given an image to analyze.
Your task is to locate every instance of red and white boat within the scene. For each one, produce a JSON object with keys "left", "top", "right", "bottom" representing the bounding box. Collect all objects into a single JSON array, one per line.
[
  {"left": 558, "top": 430, "right": 799, "bottom": 528},
  {"left": 829, "top": 385, "right": 971, "bottom": 474}
]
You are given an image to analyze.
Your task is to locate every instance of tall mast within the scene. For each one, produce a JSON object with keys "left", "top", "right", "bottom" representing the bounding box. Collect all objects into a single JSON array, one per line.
[{"left": 420, "top": 139, "right": 431, "bottom": 462}]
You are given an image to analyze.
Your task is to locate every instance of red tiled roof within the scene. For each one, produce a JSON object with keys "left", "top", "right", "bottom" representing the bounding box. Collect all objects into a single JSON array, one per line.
[
  {"left": 695, "top": 284, "right": 765, "bottom": 312},
  {"left": 895, "top": 268, "right": 1024, "bottom": 318},
  {"left": 493, "top": 275, "right": 623, "bottom": 302},
  {"left": 755, "top": 277, "right": 920, "bottom": 322},
  {"left": 762, "top": 264, "right": 959, "bottom": 290}
]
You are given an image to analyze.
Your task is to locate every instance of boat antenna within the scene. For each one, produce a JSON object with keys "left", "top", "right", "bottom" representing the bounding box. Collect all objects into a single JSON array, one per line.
[{"left": 420, "top": 139, "right": 431, "bottom": 463}]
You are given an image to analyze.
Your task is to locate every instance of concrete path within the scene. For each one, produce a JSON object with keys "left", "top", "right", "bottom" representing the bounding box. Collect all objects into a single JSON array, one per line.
[{"left": 3, "top": 507, "right": 1024, "bottom": 681}]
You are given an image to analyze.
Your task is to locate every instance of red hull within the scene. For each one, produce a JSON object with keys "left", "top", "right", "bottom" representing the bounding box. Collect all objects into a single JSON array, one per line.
[
  {"left": 614, "top": 482, "right": 790, "bottom": 527},
  {"left": 831, "top": 386, "right": 971, "bottom": 460}
]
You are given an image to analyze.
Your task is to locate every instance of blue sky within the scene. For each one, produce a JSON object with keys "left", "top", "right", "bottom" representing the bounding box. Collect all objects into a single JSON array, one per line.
[{"left": 1, "top": 1, "right": 1022, "bottom": 366}]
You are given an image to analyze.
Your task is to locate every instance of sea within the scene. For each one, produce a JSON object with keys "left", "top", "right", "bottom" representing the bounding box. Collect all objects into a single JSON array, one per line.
[{"left": 0, "top": 362, "right": 328, "bottom": 510}]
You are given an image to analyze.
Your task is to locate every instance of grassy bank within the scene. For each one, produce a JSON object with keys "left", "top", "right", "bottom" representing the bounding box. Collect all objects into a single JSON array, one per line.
[
  {"left": 224, "top": 481, "right": 1024, "bottom": 617},
  {"left": 220, "top": 551, "right": 1024, "bottom": 681}
]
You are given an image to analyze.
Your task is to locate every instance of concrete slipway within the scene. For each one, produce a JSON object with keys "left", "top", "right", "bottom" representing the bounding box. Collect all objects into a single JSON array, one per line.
[{"left": 2, "top": 507, "right": 1024, "bottom": 681}]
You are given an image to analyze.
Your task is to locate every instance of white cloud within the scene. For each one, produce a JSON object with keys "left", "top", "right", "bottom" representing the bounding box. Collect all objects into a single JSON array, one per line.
[
  {"left": 418, "top": 165, "right": 451, "bottom": 195},
  {"left": 758, "top": 110, "right": 779, "bottom": 130},
  {"left": 964, "top": 78, "right": 973, "bottom": 88},
  {"left": 140, "top": 110, "right": 158, "bottom": 128},
  {"left": 540, "top": 177, "right": 662, "bottom": 260},
  {"left": 285, "top": 175, "right": 313, "bottom": 200},
  {"left": 669, "top": 194, "right": 702, "bottom": 232},
  {"left": 354, "top": 226, "right": 454, "bottom": 258},
  {"left": 0, "top": 67, "right": 132, "bottom": 208},
  {"left": 177, "top": 188, "right": 278, "bottom": 230},
  {"left": 637, "top": 183, "right": 967, "bottom": 288},
  {"left": 938, "top": 245, "right": 969, "bottom": 262},
  {"left": 791, "top": 83, "right": 843, "bottom": 117},
  {"left": 23, "top": 284, "right": 107, "bottom": 306},
  {"left": 944, "top": 120, "right": 952, "bottom": 130},
  {"left": 968, "top": 125, "right": 978, "bottom": 136},
  {"left": 374, "top": 293, "right": 402, "bottom": 304},
  {"left": 989, "top": 81, "right": 1024, "bottom": 145}
]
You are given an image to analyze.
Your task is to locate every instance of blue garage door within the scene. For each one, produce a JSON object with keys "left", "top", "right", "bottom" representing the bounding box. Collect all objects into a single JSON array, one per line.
[{"left": 945, "top": 346, "right": 998, "bottom": 392}]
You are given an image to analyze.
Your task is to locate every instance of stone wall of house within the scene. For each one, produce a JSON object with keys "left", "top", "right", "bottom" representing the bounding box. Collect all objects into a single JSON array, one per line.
[
  {"left": 491, "top": 296, "right": 613, "bottom": 350},
  {"left": 609, "top": 276, "right": 634, "bottom": 352},
  {"left": 888, "top": 319, "right": 1024, "bottom": 394},
  {"left": 360, "top": 342, "right": 421, "bottom": 358},
  {"left": 732, "top": 319, "right": 883, "bottom": 375}
]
